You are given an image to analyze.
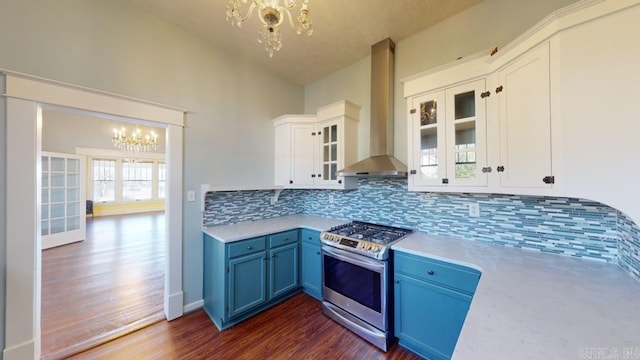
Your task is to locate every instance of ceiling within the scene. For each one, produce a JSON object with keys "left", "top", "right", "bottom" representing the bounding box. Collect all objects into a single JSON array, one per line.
[{"left": 119, "top": 0, "right": 482, "bottom": 85}]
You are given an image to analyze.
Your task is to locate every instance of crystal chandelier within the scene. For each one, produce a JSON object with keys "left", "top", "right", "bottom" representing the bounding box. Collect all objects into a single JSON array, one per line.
[
  {"left": 112, "top": 127, "right": 158, "bottom": 152},
  {"left": 226, "top": 0, "right": 313, "bottom": 57}
]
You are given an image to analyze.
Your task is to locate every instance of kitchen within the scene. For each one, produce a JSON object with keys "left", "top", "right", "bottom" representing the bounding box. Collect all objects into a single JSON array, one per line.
[{"left": 2, "top": 0, "right": 640, "bottom": 359}]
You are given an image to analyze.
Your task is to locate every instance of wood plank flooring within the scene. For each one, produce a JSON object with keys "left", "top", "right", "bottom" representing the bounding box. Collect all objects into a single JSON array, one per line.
[
  {"left": 41, "top": 212, "right": 165, "bottom": 360},
  {"left": 69, "top": 292, "right": 421, "bottom": 360}
]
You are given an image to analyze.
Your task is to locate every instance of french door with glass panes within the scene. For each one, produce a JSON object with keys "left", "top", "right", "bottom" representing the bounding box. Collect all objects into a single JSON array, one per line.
[
  {"left": 41, "top": 152, "right": 86, "bottom": 249},
  {"left": 409, "top": 79, "right": 487, "bottom": 188}
]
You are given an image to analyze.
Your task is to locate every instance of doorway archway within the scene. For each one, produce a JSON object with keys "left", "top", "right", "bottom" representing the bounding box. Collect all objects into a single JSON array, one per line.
[{"left": 3, "top": 72, "right": 186, "bottom": 359}]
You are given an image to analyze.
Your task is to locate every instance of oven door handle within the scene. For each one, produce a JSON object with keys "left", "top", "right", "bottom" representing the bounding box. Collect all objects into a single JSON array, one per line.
[{"left": 322, "top": 246, "right": 385, "bottom": 272}]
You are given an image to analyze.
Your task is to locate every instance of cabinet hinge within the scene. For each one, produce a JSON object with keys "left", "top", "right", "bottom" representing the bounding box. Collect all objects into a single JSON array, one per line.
[
  {"left": 409, "top": 109, "right": 416, "bottom": 114},
  {"left": 442, "top": 178, "right": 449, "bottom": 184},
  {"left": 543, "top": 176, "right": 555, "bottom": 184},
  {"left": 495, "top": 85, "right": 504, "bottom": 93}
]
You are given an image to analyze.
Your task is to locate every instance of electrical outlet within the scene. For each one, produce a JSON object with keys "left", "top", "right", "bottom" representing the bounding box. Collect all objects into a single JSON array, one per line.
[
  {"left": 187, "top": 190, "right": 196, "bottom": 202},
  {"left": 468, "top": 203, "right": 480, "bottom": 217}
]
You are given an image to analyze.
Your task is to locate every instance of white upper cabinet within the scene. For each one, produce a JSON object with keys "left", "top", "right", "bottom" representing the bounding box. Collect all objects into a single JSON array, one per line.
[
  {"left": 496, "top": 42, "right": 552, "bottom": 188},
  {"left": 408, "top": 79, "right": 488, "bottom": 190},
  {"left": 273, "top": 100, "right": 359, "bottom": 190},
  {"left": 404, "top": 35, "right": 553, "bottom": 194}
]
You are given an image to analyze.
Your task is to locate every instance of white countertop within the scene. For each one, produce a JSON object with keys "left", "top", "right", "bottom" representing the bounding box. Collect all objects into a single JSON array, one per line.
[
  {"left": 202, "top": 214, "right": 348, "bottom": 242},
  {"left": 393, "top": 233, "right": 640, "bottom": 360},
  {"left": 203, "top": 216, "right": 640, "bottom": 359}
]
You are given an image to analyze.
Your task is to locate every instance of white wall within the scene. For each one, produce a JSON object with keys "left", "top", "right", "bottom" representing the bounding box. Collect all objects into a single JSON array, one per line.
[
  {"left": 42, "top": 109, "right": 166, "bottom": 154},
  {"left": 305, "top": 0, "right": 577, "bottom": 165},
  {"left": 0, "top": 0, "right": 304, "bottom": 312},
  {"left": 0, "top": 75, "right": 6, "bottom": 359}
]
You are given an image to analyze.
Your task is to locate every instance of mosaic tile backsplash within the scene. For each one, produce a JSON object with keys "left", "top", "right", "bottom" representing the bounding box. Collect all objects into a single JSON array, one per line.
[{"left": 203, "top": 178, "right": 640, "bottom": 282}]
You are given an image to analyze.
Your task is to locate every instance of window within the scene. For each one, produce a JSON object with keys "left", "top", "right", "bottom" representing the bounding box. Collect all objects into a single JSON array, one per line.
[
  {"left": 93, "top": 159, "right": 116, "bottom": 202},
  {"left": 158, "top": 162, "right": 166, "bottom": 199},
  {"left": 90, "top": 157, "right": 164, "bottom": 203},
  {"left": 122, "top": 161, "right": 153, "bottom": 200}
]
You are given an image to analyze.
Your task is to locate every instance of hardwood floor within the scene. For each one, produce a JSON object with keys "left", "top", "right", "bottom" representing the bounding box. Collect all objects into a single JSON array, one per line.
[
  {"left": 41, "top": 212, "right": 165, "bottom": 360},
  {"left": 69, "top": 292, "right": 421, "bottom": 360}
]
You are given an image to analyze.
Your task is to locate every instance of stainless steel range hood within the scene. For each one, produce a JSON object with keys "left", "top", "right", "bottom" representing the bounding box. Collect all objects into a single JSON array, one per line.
[{"left": 337, "top": 38, "right": 408, "bottom": 177}]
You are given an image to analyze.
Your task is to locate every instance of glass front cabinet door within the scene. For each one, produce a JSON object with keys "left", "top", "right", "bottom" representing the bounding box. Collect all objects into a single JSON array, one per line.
[{"left": 408, "top": 79, "right": 487, "bottom": 189}]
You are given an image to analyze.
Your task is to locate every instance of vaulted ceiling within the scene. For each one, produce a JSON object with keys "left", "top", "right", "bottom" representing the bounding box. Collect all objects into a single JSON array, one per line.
[{"left": 119, "top": 0, "right": 482, "bottom": 85}]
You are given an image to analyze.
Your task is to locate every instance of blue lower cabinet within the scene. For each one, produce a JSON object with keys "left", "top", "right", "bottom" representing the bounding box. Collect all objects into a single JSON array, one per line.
[
  {"left": 228, "top": 251, "right": 267, "bottom": 318},
  {"left": 300, "top": 229, "right": 322, "bottom": 300},
  {"left": 394, "top": 251, "right": 481, "bottom": 360},
  {"left": 203, "top": 230, "right": 301, "bottom": 330},
  {"left": 269, "top": 241, "right": 299, "bottom": 299}
]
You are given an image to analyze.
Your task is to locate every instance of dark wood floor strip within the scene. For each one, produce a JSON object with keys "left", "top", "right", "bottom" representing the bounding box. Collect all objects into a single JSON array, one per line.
[
  {"left": 69, "top": 293, "right": 421, "bottom": 360},
  {"left": 41, "top": 212, "right": 165, "bottom": 359}
]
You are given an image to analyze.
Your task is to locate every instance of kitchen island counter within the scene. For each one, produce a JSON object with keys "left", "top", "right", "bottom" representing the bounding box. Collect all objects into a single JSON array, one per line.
[{"left": 393, "top": 233, "right": 640, "bottom": 360}]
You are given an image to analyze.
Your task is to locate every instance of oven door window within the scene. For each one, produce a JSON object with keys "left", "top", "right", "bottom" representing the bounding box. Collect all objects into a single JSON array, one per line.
[{"left": 323, "top": 254, "right": 381, "bottom": 313}]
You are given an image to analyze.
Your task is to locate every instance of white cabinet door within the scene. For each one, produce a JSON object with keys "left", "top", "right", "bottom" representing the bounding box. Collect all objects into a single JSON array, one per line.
[
  {"left": 408, "top": 90, "right": 447, "bottom": 187},
  {"left": 291, "top": 123, "right": 316, "bottom": 187},
  {"left": 41, "top": 152, "right": 86, "bottom": 249},
  {"left": 497, "top": 42, "right": 552, "bottom": 188},
  {"left": 445, "top": 79, "right": 488, "bottom": 187},
  {"left": 408, "top": 79, "right": 488, "bottom": 189}
]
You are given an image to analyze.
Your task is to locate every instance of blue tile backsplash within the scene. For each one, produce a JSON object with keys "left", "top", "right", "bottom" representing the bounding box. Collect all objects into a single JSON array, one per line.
[{"left": 203, "top": 178, "right": 640, "bottom": 282}]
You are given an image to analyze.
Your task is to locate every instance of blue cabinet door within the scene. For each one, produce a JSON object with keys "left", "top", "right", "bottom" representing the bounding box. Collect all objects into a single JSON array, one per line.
[
  {"left": 269, "top": 242, "right": 299, "bottom": 299},
  {"left": 228, "top": 251, "right": 267, "bottom": 318},
  {"left": 300, "top": 229, "right": 322, "bottom": 300},
  {"left": 394, "top": 273, "right": 472, "bottom": 360},
  {"left": 301, "top": 242, "right": 322, "bottom": 300}
]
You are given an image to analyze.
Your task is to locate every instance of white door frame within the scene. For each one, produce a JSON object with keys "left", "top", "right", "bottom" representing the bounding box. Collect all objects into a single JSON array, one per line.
[{"left": 2, "top": 72, "right": 186, "bottom": 360}]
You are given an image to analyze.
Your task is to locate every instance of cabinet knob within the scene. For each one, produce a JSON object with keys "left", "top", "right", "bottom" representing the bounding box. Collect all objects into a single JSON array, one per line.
[
  {"left": 542, "top": 176, "right": 555, "bottom": 184},
  {"left": 409, "top": 169, "right": 417, "bottom": 175},
  {"left": 317, "top": 174, "right": 321, "bottom": 178},
  {"left": 496, "top": 85, "right": 504, "bottom": 93},
  {"left": 338, "top": 180, "right": 342, "bottom": 184},
  {"left": 427, "top": 270, "right": 435, "bottom": 275},
  {"left": 496, "top": 166, "right": 505, "bottom": 172},
  {"left": 480, "top": 91, "right": 491, "bottom": 98},
  {"left": 311, "top": 174, "right": 316, "bottom": 178},
  {"left": 289, "top": 180, "right": 293, "bottom": 184},
  {"left": 394, "top": 280, "right": 400, "bottom": 284},
  {"left": 247, "top": 246, "right": 253, "bottom": 250},
  {"left": 272, "top": 254, "right": 277, "bottom": 258},
  {"left": 482, "top": 166, "right": 492, "bottom": 173},
  {"left": 316, "top": 251, "right": 321, "bottom": 255},
  {"left": 442, "top": 178, "right": 449, "bottom": 184}
]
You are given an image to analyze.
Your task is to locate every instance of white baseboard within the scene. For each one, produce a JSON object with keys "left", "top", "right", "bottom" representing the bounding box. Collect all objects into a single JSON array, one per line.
[
  {"left": 184, "top": 299, "right": 204, "bottom": 314},
  {"left": 3, "top": 339, "right": 36, "bottom": 360}
]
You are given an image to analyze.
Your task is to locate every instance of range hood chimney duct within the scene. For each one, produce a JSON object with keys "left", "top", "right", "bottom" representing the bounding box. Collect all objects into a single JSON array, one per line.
[{"left": 337, "top": 38, "right": 408, "bottom": 177}]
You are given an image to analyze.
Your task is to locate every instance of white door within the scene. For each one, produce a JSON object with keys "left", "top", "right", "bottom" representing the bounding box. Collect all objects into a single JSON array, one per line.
[{"left": 41, "top": 152, "right": 87, "bottom": 249}]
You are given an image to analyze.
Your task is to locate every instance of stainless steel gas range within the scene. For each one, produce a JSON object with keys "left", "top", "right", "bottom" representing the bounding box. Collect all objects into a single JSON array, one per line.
[{"left": 320, "top": 221, "right": 412, "bottom": 351}]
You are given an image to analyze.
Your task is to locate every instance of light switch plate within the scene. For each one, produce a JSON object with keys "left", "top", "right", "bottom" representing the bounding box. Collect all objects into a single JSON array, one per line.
[{"left": 187, "top": 190, "right": 196, "bottom": 202}]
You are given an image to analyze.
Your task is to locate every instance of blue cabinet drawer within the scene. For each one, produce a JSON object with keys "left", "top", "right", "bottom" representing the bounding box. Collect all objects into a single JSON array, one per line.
[
  {"left": 394, "top": 251, "right": 480, "bottom": 294},
  {"left": 269, "top": 230, "right": 298, "bottom": 248},
  {"left": 300, "top": 228, "right": 320, "bottom": 245},
  {"left": 228, "top": 237, "right": 266, "bottom": 258}
]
